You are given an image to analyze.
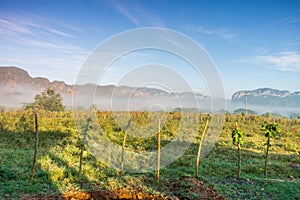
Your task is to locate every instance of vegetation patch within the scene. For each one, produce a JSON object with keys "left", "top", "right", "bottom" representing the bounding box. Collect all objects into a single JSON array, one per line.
[{"left": 0, "top": 110, "right": 299, "bottom": 199}]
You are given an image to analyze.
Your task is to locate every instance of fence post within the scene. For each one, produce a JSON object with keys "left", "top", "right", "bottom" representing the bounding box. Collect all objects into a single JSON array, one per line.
[
  {"left": 30, "top": 112, "right": 39, "bottom": 182},
  {"left": 196, "top": 119, "right": 209, "bottom": 177},
  {"left": 79, "top": 117, "right": 92, "bottom": 178},
  {"left": 121, "top": 119, "right": 132, "bottom": 172},
  {"left": 156, "top": 119, "right": 161, "bottom": 180}
]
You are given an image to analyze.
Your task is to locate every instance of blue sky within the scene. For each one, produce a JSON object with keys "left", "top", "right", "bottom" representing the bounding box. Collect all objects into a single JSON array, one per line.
[{"left": 0, "top": 0, "right": 299, "bottom": 98}]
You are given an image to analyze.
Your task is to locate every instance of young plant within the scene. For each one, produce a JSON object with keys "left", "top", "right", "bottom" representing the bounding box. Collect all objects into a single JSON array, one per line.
[
  {"left": 262, "top": 122, "right": 281, "bottom": 178},
  {"left": 78, "top": 117, "right": 92, "bottom": 178},
  {"left": 231, "top": 122, "right": 244, "bottom": 178}
]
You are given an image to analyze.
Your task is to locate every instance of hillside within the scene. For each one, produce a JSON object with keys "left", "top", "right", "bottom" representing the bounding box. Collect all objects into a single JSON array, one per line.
[
  {"left": 0, "top": 66, "right": 73, "bottom": 95},
  {"left": 0, "top": 66, "right": 208, "bottom": 109},
  {"left": 231, "top": 88, "right": 300, "bottom": 107},
  {"left": 1, "top": 66, "right": 300, "bottom": 110}
]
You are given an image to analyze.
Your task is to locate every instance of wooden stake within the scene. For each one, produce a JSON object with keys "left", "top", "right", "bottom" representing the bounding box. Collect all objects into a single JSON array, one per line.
[
  {"left": 79, "top": 117, "right": 92, "bottom": 178},
  {"left": 235, "top": 122, "right": 241, "bottom": 179},
  {"left": 121, "top": 119, "right": 132, "bottom": 172},
  {"left": 196, "top": 120, "right": 209, "bottom": 177},
  {"left": 238, "top": 143, "right": 241, "bottom": 178},
  {"left": 264, "top": 134, "right": 270, "bottom": 178},
  {"left": 157, "top": 119, "right": 161, "bottom": 180},
  {"left": 30, "top": 112, "right": 39, "bottom": 183}
]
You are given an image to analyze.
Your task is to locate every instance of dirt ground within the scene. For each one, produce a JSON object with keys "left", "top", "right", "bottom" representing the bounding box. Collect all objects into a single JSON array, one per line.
[{"left": 21, "top": 177, "right": 224, "bottom": 200}]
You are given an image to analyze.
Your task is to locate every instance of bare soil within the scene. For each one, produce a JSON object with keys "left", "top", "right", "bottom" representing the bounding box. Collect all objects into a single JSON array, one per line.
[{"left": 21, "top": 177, "right": 224, "bottom": 200}]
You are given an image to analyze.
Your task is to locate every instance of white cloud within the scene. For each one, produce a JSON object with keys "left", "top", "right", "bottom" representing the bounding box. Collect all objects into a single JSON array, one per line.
[
  {"left": 109, "top": 1, "right": 164, "bottom": 27},
  {"left": 277, "top": 17, "right": 300, "bottom": 24},
  {"left": 248, "top": 52, "right": 300, "bottom": 71},
  {"left": 257, "top": 47, "right": 269, "bottom": 54},
  {"left": 111, "top": 1, "right": 139, "bottom": 26},
  {"left": 0, "top": 13, "right": 84, "bottom": 55},
  {"left": 134, "top": 3, "right": 164, "bottom": 27},
  {"left": 287, "top": 38, "right": 300, "bottom": 46},
  {"left": 0, "top": 18, "right": 32, "bottom": 35},
  {"left": 144, "top": 13, "right": 164, "bottom": 27},
  {"left": 0, "top": 13, "right": 88, "bottom": 85},
  {"left": 186, "top": 25, "right": 235, "bottom": 39},
  {"left": 0, "top": 13, "right": 75, "bottom": 38},
  {"left": 18, "top": 39, "right": 82, "bottom": 53},
  {"left": 43, "top": 27, "right": 75, "bottom": 38}
]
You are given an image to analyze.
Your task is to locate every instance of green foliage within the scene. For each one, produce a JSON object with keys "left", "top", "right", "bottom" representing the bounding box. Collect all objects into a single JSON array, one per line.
[
  {"left": 262, "top": 122, "right": 281, "bottom": 178},
  {"left": 231, "top": 124, "right": 245, "bottom": 178},
  {"left": 130, "top": 111, "right": 151, "bottom": 126},
  {"left": 25, "top": 87, "right": 65, "bottom": 111},
  {"left": 0, "top": 166, "right": 16, "bottom": 181},
  {"left": 262, "top": 122, "right": 281, "bottom": 141},
  {"left": 15, "top": 113, "right": 35, "bottom": 133},
  {"left": 0, "top": 111, "right": 299, "bottom": 199},
  {"left": 231, "top": 127, "right": 244, "bottom": 146}
]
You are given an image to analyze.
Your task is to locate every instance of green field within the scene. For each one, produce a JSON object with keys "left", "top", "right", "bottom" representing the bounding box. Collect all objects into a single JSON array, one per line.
[{"left": 0, "top": 111, "right": 299, "bottom": 199}]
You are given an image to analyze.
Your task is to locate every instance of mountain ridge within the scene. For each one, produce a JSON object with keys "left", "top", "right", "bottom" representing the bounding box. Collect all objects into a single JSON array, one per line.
[
  {"left": 1, "top": 66, "right": 299, "bottom": 109},
  {"left": 232, "top": 88, "right": 300, "bottom": 99},
  {"left": 232, "top": 88, "right": 300, "bottom": 107},
  {"left": 0, "top": 66, "right": 207, "bottom": 101}
]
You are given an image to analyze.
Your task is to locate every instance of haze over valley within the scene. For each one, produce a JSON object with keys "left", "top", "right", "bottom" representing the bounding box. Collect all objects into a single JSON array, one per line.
[{"left": 1, "top": 66, "right": 299, "bottom": 116}]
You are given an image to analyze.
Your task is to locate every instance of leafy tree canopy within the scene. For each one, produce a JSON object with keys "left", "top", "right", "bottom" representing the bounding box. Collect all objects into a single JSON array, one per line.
[
  {"left": 26, "top": 88, "right": 65, "bottom": 112},
  {"left": 232, "top": 127, "right": 244, "bottom": 146},
  {"left": 262, "top": 122, "right": 281, "bottom": 138}
]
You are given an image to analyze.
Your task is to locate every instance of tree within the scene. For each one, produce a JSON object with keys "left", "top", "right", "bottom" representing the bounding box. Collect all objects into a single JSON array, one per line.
[
  {"left": 26, "top": 88, "right": 65, "bottom": 111},
  {"left": 231, "top": 122, "right": 244, "bottom": 178},
  {"left": 262, "top": 122, "right": 281, "bottom": 178},
  {"left": 88, "top": 104, "right": 98, "bottom": 112},
  {"left": 0, "top": 105, "right": 6, "bottom": 112}
]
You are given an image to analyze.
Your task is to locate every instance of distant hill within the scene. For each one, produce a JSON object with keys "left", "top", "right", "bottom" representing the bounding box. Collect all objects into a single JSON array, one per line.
[
  {"left": 233, "top": 108, "right": 257, "bottom": 115},
  {"left": 0, "top": 66, "right": 74, "bottom": 95},
  {"left": 0, "top": 66, "right": 208, "bottom": 98},
  {"left": 0, "top": 66, "right": 208, "bottom": 109},
  {"left": 231, "top": 88, "right": 300, "bottom": 107},
  {"left": 1, "top": 66, "right": 299, "bottom": 110}
]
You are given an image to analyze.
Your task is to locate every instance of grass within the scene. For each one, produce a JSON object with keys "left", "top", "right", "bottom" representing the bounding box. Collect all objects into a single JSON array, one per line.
[{"left": 0, "top": 111, "right": 299, "bottom": 199}]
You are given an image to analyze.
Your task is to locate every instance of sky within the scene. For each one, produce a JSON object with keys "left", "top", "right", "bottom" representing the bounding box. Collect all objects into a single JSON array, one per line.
[{"left": 0, "top": 0, "right": 300, "bottom": 98}]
